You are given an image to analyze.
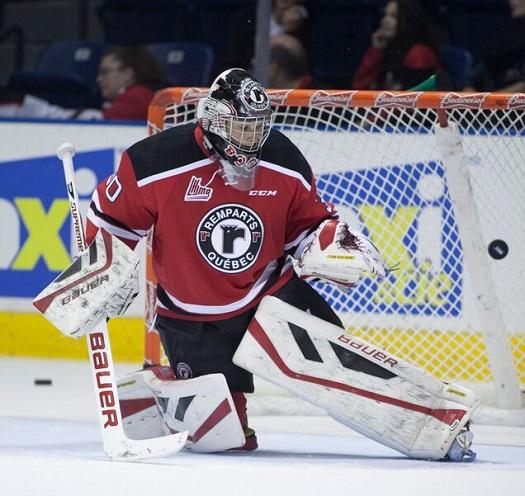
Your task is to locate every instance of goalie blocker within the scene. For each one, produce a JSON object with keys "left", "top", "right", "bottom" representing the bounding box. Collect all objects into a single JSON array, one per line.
[
  {"left": 234, "top": 296, "right": 478, "bottom": 461},
  {"left": 33, "top": 229, "right": 139, "bottom": 337}
]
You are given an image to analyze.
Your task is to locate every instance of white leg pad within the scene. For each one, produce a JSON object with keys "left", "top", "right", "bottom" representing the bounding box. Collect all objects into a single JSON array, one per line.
[
  {"left": 117, "top": 367, "right": 245, "bottom": 453},
  {"left": 233, "top": 296, "right": 479, "bottom": 459}
]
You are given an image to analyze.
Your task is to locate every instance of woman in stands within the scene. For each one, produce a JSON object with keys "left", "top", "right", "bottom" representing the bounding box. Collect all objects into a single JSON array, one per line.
[
  {"left": 96, "top": 45, "right": 164, "bottom": 120},
  {"left": 0, "top": 45, "right": 164, "bottom": 121},
  {"left": 351, "top": 0, "right": 442, "bottom": 90}
]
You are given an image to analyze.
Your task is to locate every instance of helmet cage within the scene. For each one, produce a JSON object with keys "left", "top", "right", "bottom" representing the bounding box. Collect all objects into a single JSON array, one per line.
[
  {"left": 218, "top": 113, "right": 272, "bottom": 153},
  {"left": 197, "top": 68, "right": 273, "bottom": 170}
]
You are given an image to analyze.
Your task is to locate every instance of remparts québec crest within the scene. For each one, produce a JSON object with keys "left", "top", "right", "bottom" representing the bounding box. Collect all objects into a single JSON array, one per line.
[
  {"left": 196, "top": 204, "right": 264, "bottom": 273},
  {"left": 240, "top": 78, "right": 270, "bottom": 112}
]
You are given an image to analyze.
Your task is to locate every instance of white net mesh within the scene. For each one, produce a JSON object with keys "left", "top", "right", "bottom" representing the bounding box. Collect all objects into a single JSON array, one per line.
[{"left": 148, "top": 90, "right": 525, "bottom": 411}]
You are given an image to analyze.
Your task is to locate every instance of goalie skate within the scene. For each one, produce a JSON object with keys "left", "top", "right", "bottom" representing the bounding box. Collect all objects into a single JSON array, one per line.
[{"left": 445, "top": 422, "right": 476, "bottom": 462}]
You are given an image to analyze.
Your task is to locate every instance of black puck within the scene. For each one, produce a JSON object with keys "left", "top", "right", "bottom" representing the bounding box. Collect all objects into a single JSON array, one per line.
[
  {"left": 34, "top": 379, "right": 52, "bottom": 386},
  {"left": 488, "top": 239, "right": 509, "bottom": 260}
]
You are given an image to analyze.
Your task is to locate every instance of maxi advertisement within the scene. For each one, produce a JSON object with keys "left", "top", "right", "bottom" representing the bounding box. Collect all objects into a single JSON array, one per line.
[
  {"left": 315, "top": 160, "right": 462, "bottom": 319},
  {"left": 1, "top": 148, "right": 114, "bottom": 300},
  {"left": 0, "top": 120, "right": 147, "bottom": 317}
]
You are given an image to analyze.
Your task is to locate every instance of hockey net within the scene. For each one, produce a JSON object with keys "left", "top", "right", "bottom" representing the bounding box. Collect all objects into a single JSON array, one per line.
[{"left": 146, "top": 88, "right": 525, "bottom": 422}]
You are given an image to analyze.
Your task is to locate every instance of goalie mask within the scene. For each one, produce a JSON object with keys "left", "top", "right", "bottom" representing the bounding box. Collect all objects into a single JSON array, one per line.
[{"left": 197, "top": 68, "right": 273, "bottom": 191}]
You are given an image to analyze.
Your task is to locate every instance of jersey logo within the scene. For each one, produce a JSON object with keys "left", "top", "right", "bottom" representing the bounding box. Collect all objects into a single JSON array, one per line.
[
  {"left": 185, "top": 176, "right": 213, "bottom": 201},
  {"left": 249, "top": 190, "right": 277, "bottom": 196},
  {"left": 175, "top": 362, "right": 193, "bottom": 379},
  {"left": 241, "top": 79, "right": 270, "bottom": 111},
  {"left": 196, "top": 204, "right": 264, "bottom": 273}
]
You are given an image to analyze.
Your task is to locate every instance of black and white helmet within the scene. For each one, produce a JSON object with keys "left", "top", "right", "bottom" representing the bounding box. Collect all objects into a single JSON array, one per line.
[{"left": 197, "top": 68, "right": 273, "bottom": 172}]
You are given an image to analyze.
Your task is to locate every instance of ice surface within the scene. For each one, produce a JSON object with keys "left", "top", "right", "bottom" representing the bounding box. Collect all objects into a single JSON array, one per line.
[{"left": 1, "top": 357, "right": 524, "bottom": 496}]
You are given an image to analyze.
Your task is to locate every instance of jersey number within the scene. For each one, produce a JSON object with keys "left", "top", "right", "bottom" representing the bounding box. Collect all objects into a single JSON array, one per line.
[{"left": 105, "top": 174, "right": 122, "bottom": 203}]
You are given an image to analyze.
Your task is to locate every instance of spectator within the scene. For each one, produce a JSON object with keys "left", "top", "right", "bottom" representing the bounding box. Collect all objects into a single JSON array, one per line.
[
  {"left": 351, "top": 0, "right": 442, "bottom": 90},
  {"left": 267, "top": 34, "right": 318, "bottom": 89},
  {"left": 221, "top": 0, "right": 310, "bottom": 72},
  {"left": 96, "top": 45, "right": 165, "bottom": 119},
  {"left": 0, "top": 46, "right": 165, "bottom": 120},
  {"left": 468, "top": 0, "right": 525, "bottom": 92}
]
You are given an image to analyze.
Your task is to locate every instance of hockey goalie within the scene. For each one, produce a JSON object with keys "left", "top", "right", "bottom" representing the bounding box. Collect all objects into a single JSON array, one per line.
[
  {"left": 35, "top": 219, "right": 476, "bottom": 460},
  {"left": 34, "top": 68, "right": 477, "bottom": 460}
]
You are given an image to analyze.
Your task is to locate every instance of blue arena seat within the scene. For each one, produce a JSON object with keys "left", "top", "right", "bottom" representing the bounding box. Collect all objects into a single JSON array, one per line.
[
  {"left": 9, "top": 40, "right": 109, "bottom": 108},
  {"left": 148, "top": 42, "right": 215, "bottom": 87}
]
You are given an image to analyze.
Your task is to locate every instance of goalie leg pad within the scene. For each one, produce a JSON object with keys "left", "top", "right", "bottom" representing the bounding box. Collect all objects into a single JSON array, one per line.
[
  {"left": 233, "top": 296, "right": 479, "bottom": 460},
  {"left": 117, "top": 367, "right": 245, "bottom": 453}
]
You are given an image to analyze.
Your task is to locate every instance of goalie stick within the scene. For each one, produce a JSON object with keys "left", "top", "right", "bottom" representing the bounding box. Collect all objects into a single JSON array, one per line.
[{"left": 56, "top": 143, "right": 187, "bottom": 460}]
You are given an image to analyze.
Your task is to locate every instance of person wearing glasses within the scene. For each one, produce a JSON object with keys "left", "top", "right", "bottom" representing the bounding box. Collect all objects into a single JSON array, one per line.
[{"left": 0, "top": 45, "right": 164, "bottom": 121}]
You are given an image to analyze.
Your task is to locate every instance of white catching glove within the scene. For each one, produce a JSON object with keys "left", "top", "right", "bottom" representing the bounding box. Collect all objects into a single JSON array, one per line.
[{"left": 297, "top": 220, "right": 386, "bottom": 288}]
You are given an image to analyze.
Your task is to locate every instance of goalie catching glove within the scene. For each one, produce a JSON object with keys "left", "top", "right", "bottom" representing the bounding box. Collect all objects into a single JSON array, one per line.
[
  {"left": 33, "top": 229, "right": 139, "bottom": 338},
  {"left": 297, "top": 219, "right": 386, "bottom": 287}
]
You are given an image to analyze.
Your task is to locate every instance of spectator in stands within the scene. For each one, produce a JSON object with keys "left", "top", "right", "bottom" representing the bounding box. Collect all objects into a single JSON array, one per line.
[
  {"left": 0, "top": 46, "right": 165, "bottom": 120},
  {"left": 267, "top": 34, "right": 319, "bottom": 89},
  {"left": 351, "top": 0, "right": 442, "bottom": 90},
  {"left": 222, "top": 0, "right": 311, "bottom": 72},
  {"left": 467, "top": 0, "right": 525, "bottom": 92},
  {"left": 95, "top": 45, "right": 165, "bottom": 119}
]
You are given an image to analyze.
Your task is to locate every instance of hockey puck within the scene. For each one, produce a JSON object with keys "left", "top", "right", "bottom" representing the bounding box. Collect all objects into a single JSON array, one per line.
[
  {"left": 488, "top": 239, "right": 508, "bottom": 260},
  {"left": 34, "top": 379, "right": 52, "bottom": 386}
]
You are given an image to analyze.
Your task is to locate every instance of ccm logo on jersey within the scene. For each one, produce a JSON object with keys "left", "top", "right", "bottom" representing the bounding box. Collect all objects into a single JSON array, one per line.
[{"left": 249, "top": 190, "right": 277, "bottom": 196}]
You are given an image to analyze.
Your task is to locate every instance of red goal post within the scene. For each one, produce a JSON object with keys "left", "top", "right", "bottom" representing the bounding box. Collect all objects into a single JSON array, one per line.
[{"left": 146, "top": 88, "right": 525, "bottom": 420}]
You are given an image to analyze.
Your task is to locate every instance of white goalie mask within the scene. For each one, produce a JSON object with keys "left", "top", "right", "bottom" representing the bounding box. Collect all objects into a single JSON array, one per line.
[{"left": 197, "top": 68, "right": 273, "bottom": 190}]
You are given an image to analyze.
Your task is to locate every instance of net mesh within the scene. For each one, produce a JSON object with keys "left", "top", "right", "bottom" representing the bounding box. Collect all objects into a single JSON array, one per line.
[{"left": 148, "top": 90, "right": 525, "bottom": 406}]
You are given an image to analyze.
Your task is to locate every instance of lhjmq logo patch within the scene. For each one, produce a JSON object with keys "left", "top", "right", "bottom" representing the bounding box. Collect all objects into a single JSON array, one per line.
[{"left": 196, "top": 204, "right": 264, "bottom": 273}]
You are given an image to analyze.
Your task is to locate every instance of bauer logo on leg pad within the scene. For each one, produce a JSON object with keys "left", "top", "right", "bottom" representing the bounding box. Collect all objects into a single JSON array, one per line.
[{"left": 234, "top": 296, "right": 478, "bottom": 460}]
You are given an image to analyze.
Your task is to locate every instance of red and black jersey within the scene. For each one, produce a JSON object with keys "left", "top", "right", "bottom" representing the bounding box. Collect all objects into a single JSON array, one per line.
[{"left": 86, "top": 123, "right": 335, "bottom": 321}]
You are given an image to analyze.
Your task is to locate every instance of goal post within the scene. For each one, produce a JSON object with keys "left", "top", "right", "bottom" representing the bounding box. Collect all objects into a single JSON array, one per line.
[{"left": 145, "top": 88, "right": 525, "bottom": 420}]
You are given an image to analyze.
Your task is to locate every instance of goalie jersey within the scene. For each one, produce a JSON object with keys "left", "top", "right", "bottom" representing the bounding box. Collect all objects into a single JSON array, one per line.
[{"left": 86, "top": 124, "right": 335, "bottom": 321}]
